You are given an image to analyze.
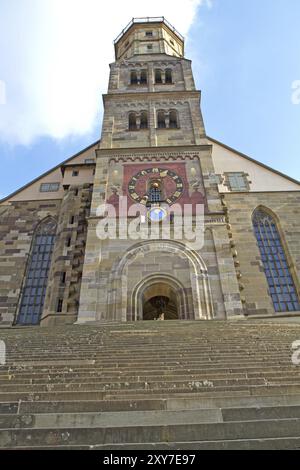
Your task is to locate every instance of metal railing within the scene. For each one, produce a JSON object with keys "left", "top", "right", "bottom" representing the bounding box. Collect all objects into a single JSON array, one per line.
[{"left": 114, "top": 17, "right": 184, "bottom": 44}]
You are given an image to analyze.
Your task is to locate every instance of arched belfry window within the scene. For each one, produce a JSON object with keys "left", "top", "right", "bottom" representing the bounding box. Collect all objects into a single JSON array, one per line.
[
  {"left": 253, "top": 209, "right": 300, "bottom": 313},
  {"left": 17, "top": 218, "right": 57, "bottom": 325},
  {"left": 130, "top": 71, "right": 138, "bottom": 85},
  {"left": 165, "top": 69, "right": 172, "bottom": 84},
  {"left": 140, "top": 111, "right": 148, "bottom": 129},
  {"left": 169, "top": 110, "right": 178, "bottom": 128},
  {"left": 155, "top": 69, "right": 162, "bottom": 84},
  {"left": 157, "top": 111, "right": 166, "bottom": 129},
  {"left": 140, "top": 70, "right": 147, "bottom": 84},
  {"left": 129, "top": 112, "right": 137, "bottom": 130}
]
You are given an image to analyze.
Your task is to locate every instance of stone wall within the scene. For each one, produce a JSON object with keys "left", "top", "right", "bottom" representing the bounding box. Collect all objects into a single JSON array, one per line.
[
  {"left": 223, "top": 191, "right": 300, "bottom": 316},
  {"left": 0, "top": 183, "right": 93, "bottom": 327},
  {"left": 0, "top": 200, "right": 61, "bottom": 325}
]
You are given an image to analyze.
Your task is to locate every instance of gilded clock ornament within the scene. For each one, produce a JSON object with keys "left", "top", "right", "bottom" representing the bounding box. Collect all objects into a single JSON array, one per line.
[{"left": 128, "top": 167, "right": 184, "bottom": 205}]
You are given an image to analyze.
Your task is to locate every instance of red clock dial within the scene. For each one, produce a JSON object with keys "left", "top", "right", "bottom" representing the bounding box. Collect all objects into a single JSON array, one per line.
[{"left": 128, "top": 167, "right": 184, "bottom": 205}]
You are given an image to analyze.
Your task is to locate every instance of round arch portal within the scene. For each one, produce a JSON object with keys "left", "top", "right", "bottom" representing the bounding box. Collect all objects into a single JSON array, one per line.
[
  {"left": 132, "top": 274, "right": 189, "bottom": 321},
  {"left": 107, "top": 240, "right": 214, "bottom": 322}
]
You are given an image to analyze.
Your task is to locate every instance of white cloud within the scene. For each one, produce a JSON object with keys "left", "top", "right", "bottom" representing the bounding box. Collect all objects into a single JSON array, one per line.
[{"left": 0, "top": 0, "right": 207, "bottom": 145}]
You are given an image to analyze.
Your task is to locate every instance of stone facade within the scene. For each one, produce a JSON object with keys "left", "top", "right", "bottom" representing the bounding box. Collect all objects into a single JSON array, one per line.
[
  {"left": 0, "top": 18, "right": 299, "bottom": 327},
  {"left": 223, "top": 191, "right": 300, "bottom": 316}
]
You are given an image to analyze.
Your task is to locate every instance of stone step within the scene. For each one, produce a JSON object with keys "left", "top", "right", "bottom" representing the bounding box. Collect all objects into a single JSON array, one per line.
[
  {"left": 13, "top": 436, "right": 298, "bottom": 450},
  {"left": 0, "top": 409, "right": 223, "bottom": 429},
  {"left": 222, "top": 405, "right": 300, "bottom": 422},
  {"left": 0, "top": 364, "right": 297, "bottom": 380},
  {"left": 1, "top": 321, "right": 300, "bottom": 449},
  {"left": 1, "top": 375, "right": 296, "bottom": 391},
  {"left": 4, "top": 392, "right": 300, "bottom": 415},
  {"left": 2, "top": 376, "right": 300, "bottom": 393},
  {"left": 1, "top": 418, "right": 300, "bottom": 448},
  {"left": 3, "top": 358, "right": 295, "bottom": 370},
  {"left": 2, "top": 383, "right": 300, "bottom": 403},
  {"left": 2, "top": 405, "right": 300, "bottom": 430},
  {"left": 3, "top": 370, "right": 300, "bottom": 386},
  {"left": 4, "top": 348, "right": 294, "bottom": 358},
  {"left": 5, "top": 343, "right": 294, "bottom": 351}
]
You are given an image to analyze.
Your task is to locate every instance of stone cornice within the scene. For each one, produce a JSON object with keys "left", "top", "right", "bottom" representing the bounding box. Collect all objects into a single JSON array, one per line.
[
  {"left": 96, "top": 145, "right": 212, "bottom": 160},
  {"left": 103, "top": 90, "right": 201, "bottom": 102}
]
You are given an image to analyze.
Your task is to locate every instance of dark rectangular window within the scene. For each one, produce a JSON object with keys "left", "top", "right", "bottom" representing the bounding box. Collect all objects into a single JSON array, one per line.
[
  {"left": 60, "top": 272, "right": 66, "bottom": 285},
  {"left": 69, "top": 215, "right": 75, "bottom": 224},
  {"left": 57, "top": 299, "right": 63, "bottom": 313},
  {"left": 40, "top": 183, "right": 60, "bottom": 192},
  {"left": 66, "top": 237, "right": 71, "bottom": 247},
  {"left": 227, "top": 173, "right": 248, "bottom": 191},
  {"left": 145, "top": 31, "right": 153, "bottom": 37},
  {"left": 72, "top": 170, "right": 79, "bottom": 177}
]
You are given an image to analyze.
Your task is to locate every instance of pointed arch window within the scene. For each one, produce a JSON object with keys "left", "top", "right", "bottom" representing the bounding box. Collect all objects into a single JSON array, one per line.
[
  {"left": 253, "top": 209, "right": 300, "bottom": 313},
  {"left": 17, "top": 218, "right": 57, "bottom": 325}
]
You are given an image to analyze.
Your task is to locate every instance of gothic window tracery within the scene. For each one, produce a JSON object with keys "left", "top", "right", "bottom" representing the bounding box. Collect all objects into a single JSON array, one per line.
[
  {"left": 17, "top": 218, "right": 57, "bottom": 325},
  {"left": 253, "top": 209, "right": 300, "bottom": 313}
]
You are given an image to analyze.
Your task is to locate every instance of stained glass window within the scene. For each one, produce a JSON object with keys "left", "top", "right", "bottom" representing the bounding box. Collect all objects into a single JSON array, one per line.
[
  {"left": 17, "top": 218, "right": 57, "bottom": 325},
  {"left": 253, "top": 209, "right": 300, "bottom": 313}
]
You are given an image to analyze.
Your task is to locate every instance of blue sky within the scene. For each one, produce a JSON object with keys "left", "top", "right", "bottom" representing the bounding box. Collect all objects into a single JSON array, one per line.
[{"left": 0, "top": 0, "right": 300, "bottom": 199}]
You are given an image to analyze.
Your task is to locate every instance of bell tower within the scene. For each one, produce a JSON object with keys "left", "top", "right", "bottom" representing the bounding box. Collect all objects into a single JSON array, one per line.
[
  {"left": 100, "top": 17, "right": 206, "bottom": 150},
  {"left": 77, "top": 18, "right": 243, "bottom": 323}
]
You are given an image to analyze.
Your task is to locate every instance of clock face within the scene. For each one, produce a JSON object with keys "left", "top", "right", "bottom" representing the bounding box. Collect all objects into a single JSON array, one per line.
[
  {"left": 148, "top": 206, "right": 168, "bottom": 222},
  {"left": 128, "top": 167, "right": 184, "bottom": 205}
]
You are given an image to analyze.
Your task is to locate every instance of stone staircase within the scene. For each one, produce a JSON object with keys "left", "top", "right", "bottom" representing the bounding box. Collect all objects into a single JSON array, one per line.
[{"left": 1, "top": 320, "right": 300, "bottom": 449}]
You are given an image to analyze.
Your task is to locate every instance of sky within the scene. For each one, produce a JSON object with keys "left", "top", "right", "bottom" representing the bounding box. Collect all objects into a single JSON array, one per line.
[{"left": 0, "top": 0, "right": 300, "bottom": 199}]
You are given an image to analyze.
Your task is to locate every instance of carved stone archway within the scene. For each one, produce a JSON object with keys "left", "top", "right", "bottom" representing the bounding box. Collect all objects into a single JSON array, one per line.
[{"left": 107, "top": 240, "right": 214, "bottom": 321}]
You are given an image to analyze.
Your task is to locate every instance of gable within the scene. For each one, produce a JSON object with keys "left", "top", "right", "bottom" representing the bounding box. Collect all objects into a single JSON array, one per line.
[
  {"left": 209, "top": 137, "right": 300, "bottom": 192},
  {"left": 0, "top": 141, "right": 99, "bottom": 204}
]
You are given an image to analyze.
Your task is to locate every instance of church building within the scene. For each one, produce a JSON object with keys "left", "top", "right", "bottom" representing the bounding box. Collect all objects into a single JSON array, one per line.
[{"left": 0, "top": 17, "right": 299, "bottom": 327}]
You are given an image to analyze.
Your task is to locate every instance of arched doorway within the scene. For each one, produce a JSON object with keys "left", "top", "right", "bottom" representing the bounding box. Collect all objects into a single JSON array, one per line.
[
  {"left": 106, "top": 240, "right": 214, "bottom": 322},
  {"left": 142, "top": 282, "right": 179, "bottom": 320},
  {"left": 132, "top": 274, "right": 189, "bottom": 321}
]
